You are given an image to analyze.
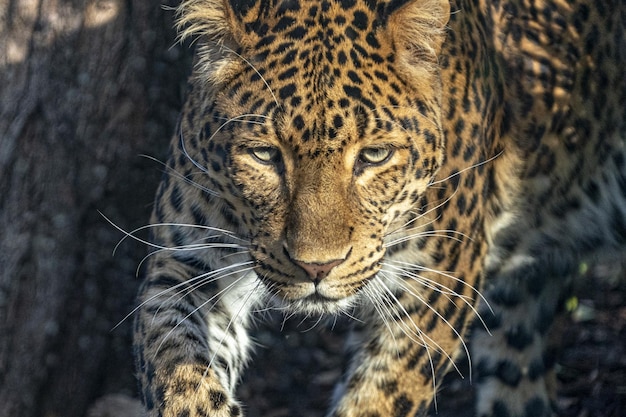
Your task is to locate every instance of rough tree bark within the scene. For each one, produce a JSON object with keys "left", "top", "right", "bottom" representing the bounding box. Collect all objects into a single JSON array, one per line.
[{"left": 0, "top": 0, "right": 189, "bottom": 416}]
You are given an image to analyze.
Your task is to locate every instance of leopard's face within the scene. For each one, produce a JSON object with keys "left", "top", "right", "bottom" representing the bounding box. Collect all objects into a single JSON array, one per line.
[{"left": 178, "top": 0, "right": 450, "bottom": 314}]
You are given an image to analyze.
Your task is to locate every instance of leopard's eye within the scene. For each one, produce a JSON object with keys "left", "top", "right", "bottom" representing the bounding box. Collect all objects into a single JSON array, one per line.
[
  {"left": 358, "top": 147, "right": 393, "bottom": 165},
  {"left": 250, "top": 146, "right": 281, "bottom": 164}
]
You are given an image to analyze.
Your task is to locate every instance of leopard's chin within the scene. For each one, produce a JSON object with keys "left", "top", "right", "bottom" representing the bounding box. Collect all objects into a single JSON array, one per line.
[{"left": 269, "top": 290, "right": 360, "bottom": 316}]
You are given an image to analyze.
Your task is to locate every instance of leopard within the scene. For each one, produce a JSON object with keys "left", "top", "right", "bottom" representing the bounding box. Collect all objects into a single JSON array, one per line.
[{"left": 132, "top": 0, "right": 626, "bottom": 416}]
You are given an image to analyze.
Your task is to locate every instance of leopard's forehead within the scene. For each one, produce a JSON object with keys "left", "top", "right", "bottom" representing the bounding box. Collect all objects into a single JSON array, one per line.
[
  {"left": 213, "top": 0, "right": 436, "bottom": 151},
  {"left": 231, "top": 0, "right": 411, "bottom": 40}
]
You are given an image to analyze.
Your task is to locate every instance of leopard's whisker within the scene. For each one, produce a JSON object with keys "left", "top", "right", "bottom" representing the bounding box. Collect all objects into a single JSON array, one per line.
[
  {"left": 371, "top": 276, "right": 434, "bottom": 352},
  {"left": 375, "top": 273, "right": 461, "bottom": 364},
  {"left": 383, "top": 262, "right": 488, "bottom": 330},
  {"left": 296, "top": 313, "right": 326, "bottom": 333},
  {"left": 384, "top": 260, "right": 493, "bottom": 320},
  {"left": 384, "top": 230, "right": 468, "bottom": 247},
  {"left": 138, "top": 153, "right": 221, "bottom": 197},
  {"left": 113, "top": 261, "right": 255, "bottom": 330},
  {"left": 338, "top": 305, "right": 362, "bottom": 324},
  {"left": 376, "top": 272, "right": 466, "bottom": 386},
  {"left": 150, "top": 264, "right": 257, "bottom": 325},
  {"left": 372, "top": 274, "right": 443, "bottom": 411},
  {"left": 428, "top": 150, "right": 504, "bottom": 186},
  {"left": 134, "top": 243, "right": 249, "bottom": 280},
  {"left": 219, "top": 44, "right": 280, "bottom": 108},
  {"left": 362, "top": 280, "right": 408, "bottom": 355},
  {"left": 385, "top": 185, "right": 460, "bottom": 237},
  {"left": 101, "top": 213, "right": 250, "bottom": 252},
  {"left": 154, "top": 268, "right": 257, "bottom": 359}
]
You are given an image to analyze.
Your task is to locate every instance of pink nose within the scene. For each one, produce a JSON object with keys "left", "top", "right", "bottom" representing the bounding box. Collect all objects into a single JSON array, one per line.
[{"left": 293, "top": 258, "right": 346, "bottom": 283}]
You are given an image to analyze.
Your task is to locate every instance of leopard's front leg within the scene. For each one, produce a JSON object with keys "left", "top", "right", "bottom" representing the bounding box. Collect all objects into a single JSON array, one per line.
[
  {"left": 134, "top": 255, "right": 254, "bottom": 417},
  {"left": 328, "top": 282, "right": 476, "bottom": 417}
]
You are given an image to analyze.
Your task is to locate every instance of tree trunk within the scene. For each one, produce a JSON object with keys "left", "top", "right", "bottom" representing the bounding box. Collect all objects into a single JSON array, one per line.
[{"left": 0, "top": 0, "right": 189, "bottom": 416}]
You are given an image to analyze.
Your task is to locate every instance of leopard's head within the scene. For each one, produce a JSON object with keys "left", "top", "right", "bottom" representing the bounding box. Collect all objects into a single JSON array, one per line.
[{"left": 177, "top": 0, "right": 450, "bottom": 314}]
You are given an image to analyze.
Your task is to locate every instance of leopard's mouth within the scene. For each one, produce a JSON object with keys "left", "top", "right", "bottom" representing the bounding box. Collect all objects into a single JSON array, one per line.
[
  {"left": 252, "top": 254, "right": 381, "bottom": 314},
  {"left": 261, "top": 275, "right": 371, "bottom": 316}
]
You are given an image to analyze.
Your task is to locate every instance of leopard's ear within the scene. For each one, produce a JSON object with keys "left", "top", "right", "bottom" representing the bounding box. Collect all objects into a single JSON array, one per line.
[
  {"left": 386, "top": 0, "right": 450, "bottom": 70},
  {"left": 175, "top": 0, "right": 264, "bottom": 84}
]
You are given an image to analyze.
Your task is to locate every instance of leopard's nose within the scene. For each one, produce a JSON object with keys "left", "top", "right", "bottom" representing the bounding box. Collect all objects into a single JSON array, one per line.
[
  {"left": 283, "top": 243, "right": 351, "bottom": 284},
  {"left": 293, "top": 257, "right": 346, "bottom": 283}
]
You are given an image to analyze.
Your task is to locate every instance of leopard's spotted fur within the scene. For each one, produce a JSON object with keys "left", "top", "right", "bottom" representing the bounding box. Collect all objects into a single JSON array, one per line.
[{"left": 133, "top": 1, "right": 626, "bottom": 416}]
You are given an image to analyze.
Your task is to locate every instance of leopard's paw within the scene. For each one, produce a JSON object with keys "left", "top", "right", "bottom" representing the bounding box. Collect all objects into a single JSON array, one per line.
[{"left": 151, "top": 364, "right": 243, "bottom": 417}]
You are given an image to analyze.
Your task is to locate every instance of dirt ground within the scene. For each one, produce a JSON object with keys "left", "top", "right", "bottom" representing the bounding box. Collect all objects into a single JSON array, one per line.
[{"left": 239, "top": 262, "right": 626, "bottom": 417}]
